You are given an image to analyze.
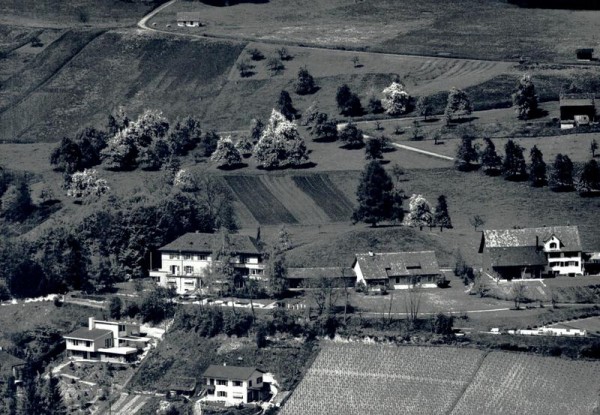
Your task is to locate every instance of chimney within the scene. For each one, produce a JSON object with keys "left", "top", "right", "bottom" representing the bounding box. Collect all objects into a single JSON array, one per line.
[{"left": 88, "top": 317, "right": 94, "bottom": 330}]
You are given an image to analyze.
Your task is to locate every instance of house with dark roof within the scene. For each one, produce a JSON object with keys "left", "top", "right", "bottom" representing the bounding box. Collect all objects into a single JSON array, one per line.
[
  {"left": 63, "top": 317, "right": 149, "bottom": 363},
  {"left": 286, "top": 267, "right": 356, "bottom": 289},
  {"left": 479, "top": 226, "right": 584, "bottom": 280},
  {"left": 150, "top": 232, "right": 264, "bottom": 294},
  {"left": 352, "top": 251, "right": 442, "bottom": 290},
  {"left": 202, "top": 364, "right": 266, "bottom": 405},
  {"left": 0, "top": 350, "right": 25, "bottom": 384},
  {"left": 176, "top": 12, "right": 202, "bottom": 27},
  {"left": 560, "top": 94, "right": 596, "bottom": 128}
]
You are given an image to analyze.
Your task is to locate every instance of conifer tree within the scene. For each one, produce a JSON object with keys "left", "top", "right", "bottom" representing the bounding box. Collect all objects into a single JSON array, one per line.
[
  {"left": 502, "top": 139, "right": 527, "bottom": 181},
  {"left": 529, "top": 145, "right": 547, "bottom": 187},
  {"left": 578, "top": 159, "right": 600, "bottom": 194},
  {"left": 480, "top": 137, "right": 502, "bottom": 176},
  {"left": 433, "top": 195, "right": 453, "bottom": 231},
  {"left": 549, "top": 153, "right": 574, "bottom": 191},
  {"left": 454, "top": 136, "right": 478, "bottom": 171},
  {"left": 512, "top": 74, "right": 538, "bottom": 119},
  {"left": 352, "top": 161, "right": 395, "bottom": 227}
]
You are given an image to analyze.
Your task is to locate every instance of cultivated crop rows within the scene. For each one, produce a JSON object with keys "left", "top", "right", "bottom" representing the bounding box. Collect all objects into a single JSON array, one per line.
[
  {"left": 279, "top": 344, "right": 485, "bottom": 415},
  {"left": 292, "top": 174, "right": 354, "bottom": 221},
  {"left": 450, "top": 351, "right": 600, "bottom": 415}
]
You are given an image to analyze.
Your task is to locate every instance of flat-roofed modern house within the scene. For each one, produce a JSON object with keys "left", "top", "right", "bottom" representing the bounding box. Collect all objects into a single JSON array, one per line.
[
  {"left": 202, "top": 364, "right": 266, "bottom": 405},
  {"left": 176, "top": 12, "right": 202, "bottom": 27},
  {"left": 479, "top": 226, "right": 584, "bottom": 280},
  {"left": 560, "top": 94, "right": 596, "bottom": 129},
  {"left": 64, "top": 317, "right": 149, "bottom": 363},
  {"left": 150, "top": 232, "right": 264, "bottom": 294},
  {"left": 352, "top": 251, "right": 442, "bottom": 290}
]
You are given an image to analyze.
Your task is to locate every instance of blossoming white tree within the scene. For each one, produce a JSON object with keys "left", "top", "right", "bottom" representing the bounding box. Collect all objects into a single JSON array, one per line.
[
  {"left": 403, "top": 194, "right": 433, "bottom": 230},
  {"left": 381, "top": 82, "right": 411, "bottom": 115},
  {"left": 211, "top": 136, "right": 242, "bottom": 169},
  {"left": 66, "top": 169, "right": 109, "bottom": 200}
]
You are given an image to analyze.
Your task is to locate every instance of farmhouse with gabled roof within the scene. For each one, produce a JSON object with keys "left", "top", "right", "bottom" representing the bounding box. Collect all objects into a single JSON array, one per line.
[
  {"left": 479, "top": 225, "right": 584, "bottom": 279},
  {"left": 352, "top": 251, "right": 442, "bottom": 290},
  {"left": 202, "top": 364, "right": 266, "bottom": 405},
  {"left": 286, "top": 266, "right": 356, "bottom": 289},
  {"left": 150, "top": 232, "right": 264, "bottom": 294}
]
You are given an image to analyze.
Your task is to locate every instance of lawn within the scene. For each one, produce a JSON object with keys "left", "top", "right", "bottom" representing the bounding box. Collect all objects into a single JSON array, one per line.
[{"left": 153, "top": 0, "right": 600, "bottom": 62}]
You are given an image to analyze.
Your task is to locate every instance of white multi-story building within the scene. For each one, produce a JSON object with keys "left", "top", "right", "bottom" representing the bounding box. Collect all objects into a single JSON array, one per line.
[
  {"left": 202, "top": 364, "right": 265, "bottom": 405},
  {"left": 480, "top": 226, "right": 584, "bottom": 279},
  {"left": 150, "top": 232, "right": 264, "bottom": 294}
]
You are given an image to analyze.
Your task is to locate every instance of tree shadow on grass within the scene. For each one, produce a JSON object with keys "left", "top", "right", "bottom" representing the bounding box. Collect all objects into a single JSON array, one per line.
[
  {"left": 217, "top": 163, "right": 249, "bottom": 171},
  {"left": 526, "top": 108, "right": 549, "bottom": 120}
]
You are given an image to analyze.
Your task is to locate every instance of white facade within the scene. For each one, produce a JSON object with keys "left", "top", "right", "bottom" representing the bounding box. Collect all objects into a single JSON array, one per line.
[
  {"left": 543, "top": 236, "right": 583, "bottom": 276},
  {"left": 204, "top": 370, "right": 264, "bottom": 405}
]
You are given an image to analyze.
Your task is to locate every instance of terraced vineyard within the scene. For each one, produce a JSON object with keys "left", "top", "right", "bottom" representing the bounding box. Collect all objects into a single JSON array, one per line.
[
  {"left": 451, "top": 352, "right": 600, "bottom": 415},
  {"left": 280, "top": 344, "right": 486, "bottom": 415},
  {"left": 280, "top": 344, "right": 600, "bottom": 415}
]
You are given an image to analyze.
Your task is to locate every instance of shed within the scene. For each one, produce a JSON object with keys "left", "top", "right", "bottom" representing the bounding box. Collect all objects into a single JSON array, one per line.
[
  {"left": 559, "top": 94, "right": 596, "bottom": 128},
  {"left": 576, "top": 48, "right": 594, "bottom": 60},
  {"left": 176, "top": 12, "right": 202, "bottom": 27},
  {"left": 286, "top": 267, "right": 356, "bottom": 289}
]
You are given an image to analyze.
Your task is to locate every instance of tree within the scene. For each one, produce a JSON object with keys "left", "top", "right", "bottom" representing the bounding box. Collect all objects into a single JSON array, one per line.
[
  {"left": 167, "top": 117, "right": 202, "bottom": 156},
  {"left": 351, "top": 56, "right": 360, "bottom": 67},
  {"left": 38, "top": 374, "right": 66, "bottom": 415},
  {"left": 236, "top": 59, "right": 254, "bottom": 77},
  {"left": 433, "top": 195, "right": 452, "bottom": 231},
  {"left": 235, "top": 135, "right": 254, "bottom": 157},
  {"left": 266, "top": 249, "right": 287, "bottom": 298},
  {"left": 266, "top": 57, "right": 284, "bottom": 75},
  {"left": 277, "top": 90, "right": 296, "bottom": 120},
  {"left": 480, "top": 137, "right": 502, "bottom": 176},
  {"left": 50, "top": 137, "right": 83, "bottom": 174},
  {"left": 294, "top": 67, "right": 316, "bottom": 95},
  {"left": 339, "top": 122, "right": 364, "bottom": 149},
  {"left": 310, "top": 113, "right": 338, "bottom": 142},
  {"left": 405, "top": 284, "right": 422, "bottom": 328},
  {"left": 247, "top": 48, "right": 264, "bottom": 61},
  {"left": 502, "top": 139, "right": 527, "bottom": 181},
  {"left": 529, "top": 145, "right": 547, "bottom": 187},
  {"left": 253, "top": 109, "right": 309, "bottom": 169},
  {"left": 367, "top": 97, "right": 384, "bottom": 114},
  {"left": 511, "top": 283, "right": 527, "bottom": 310},
  {"left": 454, "top": 136, "right": 478, "bottom": 171},
  {"left": 365, "top": 137, "right": 384, "bottom": 160},
  {"left": 109, "top": 296, "right": 122, "bottom": 319},
  {"left": 549, "top": 153, "right": 574, "bottom": 191},
  {"left": 140, "top": 286, "right": 175, "bottom": 323},
  {"left": 249, "top": 118, "right": 264, "bottom": 143},
  {"left": 512, "top": 74, "right": 538, "bottom": 119},
  {"left": 444, "top": 87, "right": 473, "bottom": 124},
  {"left": 578, "top": 159, "right": 600, "bottom": 194},
  {"left": 277, "top": 47, "right": 292, "bottom": 61},
  {"left": 211, "top": 136, "right": 242, "bottom": 169},
  {"left": 469, "top": 215, "right": 485, "bottom": 231},
  {"left": 390, "top": 163, "right": 405, "bottom": 184},
  {"left": 415, "top": 96, "right": 433, "bottom": 120},
  {"left": 1, "top": 179, "right": 33, "bottom": 222},
  {"left": 381, "top": 82, "right": 411, "bottom": 115},
  {"left": 591, "top": 139, "right": 598, "bottom": 158},
  {"left": 403, "top": 194, "right": 433, "bottom": 230},
  {"left": 352, "top": 161, "right": 395, "bottom": 227},
  {"left": 336, "top": 84, "right": 362, "bottom": 116},
  {"left": 66, "top": 169, "right": 110, "bottom": 201}
]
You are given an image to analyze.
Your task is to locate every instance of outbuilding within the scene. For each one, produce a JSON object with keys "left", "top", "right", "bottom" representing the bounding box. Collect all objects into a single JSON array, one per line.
[
  {"left": 176, "top": 12, "right": 202, "bottom": 27},
  {"left": 559, "top": 94, "right": 596, "bottom": 129}
]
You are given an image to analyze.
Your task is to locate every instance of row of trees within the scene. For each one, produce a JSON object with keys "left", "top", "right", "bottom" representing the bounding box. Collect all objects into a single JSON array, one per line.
[{"left": 456, "top": 136, "right": 600, "bottom": 194}]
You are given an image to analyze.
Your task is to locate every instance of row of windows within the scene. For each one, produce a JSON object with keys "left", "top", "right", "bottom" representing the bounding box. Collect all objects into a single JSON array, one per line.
[
  {"left": 394, "top": 275, "right": 437, "bottom": 284},
  {"left": 208, "top": 377, "right": 263, "bottom": 387},
  {"left": 549, "top": 261, "right": 579, "bottom": 267},
  {"left": 71, "top": 340, "right": 92, "bottom": 347},
  {"left": 169, "top": 254, "right": 209, "bottom": 261}
]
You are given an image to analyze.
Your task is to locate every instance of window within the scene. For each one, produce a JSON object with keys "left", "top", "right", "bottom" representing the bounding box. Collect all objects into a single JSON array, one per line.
[
  {"left": 183, "top": 254, "right": 191, "bottom": 260},
  {"left": 198, "top": 255, "right": 208, "bottom": 261},
  {"left": 184, "top": 266, "right": 194, "bottom": 274},
  {"left": 233, "top": 393, "right": 243, "bottom": 400},
  {"left": 248, "top": 380, "right": 252, "bottom": 387},
  {"left": 207, "top": 389, "right": 214, "bottom": 395},
  {"left": 395, "top": 277, "right": 400, "bottom": 284},
  {"left": 217, "top": 380, "right": 227, "bottom": 386},
  {"left": 118, "top": 324, "right": 125, "bottom": 332},
  {"left": 209, "top": 379, "right": 214, "bottom": 385},
  {"left": 217, "top": 391, "right": 227, "bottom": 398},
  {"left": 105, "top": 338, "right": 113, "bottom": 348},
  {"left": 169, "top": 253, "right": 179, "bottom": 259},
  {"left": 549, "top": 242, "right": 557, "bottom": 249},
  {"left": 72, "top": 340, "right": 80, "bottom": 346},
  {"left": 256, "top": 377, "right": 263, "bottom": 384},
  {"left": 85, "top": 341, "right": 92, "bottom": 348},
  {"left": 233, "top": 381, "right": 243, "bottom": 387}
]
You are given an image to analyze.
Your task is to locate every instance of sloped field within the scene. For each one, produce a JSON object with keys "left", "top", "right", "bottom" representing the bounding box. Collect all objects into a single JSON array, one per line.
[
  {"left": 280, "top": 344, "right": 486, "bottom": 415},
  {"left": 451, "top": 352, "right": 600, "bottom": 415},
  {"left": 0, "top": 29, "right": 245, "bottom": 142},
  {"left": 281, "top": 344, "right": 600, "bottom": 415},
  {"left": 223, "top": 173, "right": 354, "bottom": 225}
]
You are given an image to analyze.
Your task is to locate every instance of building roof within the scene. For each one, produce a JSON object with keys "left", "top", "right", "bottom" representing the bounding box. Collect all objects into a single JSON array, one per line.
[
  {"left": 560, "top": 94, "right": 595, "bottom": 107},
  {"left": 354, "top": 251, "right": 441, "bottom": 281},
  {"left": 159, "top": 232, "right": 261, "bottom": 255},
  {"left": 480, "top": 226, "right": 582, "bottom": 252},
  {"left": 176, "top": 12, "right": 202, "bottom": 21},
  {"left": 168, "top": 377, "right": 197, "bottom": 393},
  {"left": 487, "top": 247, "right": 547, "bottom": 268},
  {"left": 64, "top": 327, "right": 112, "bottom": 341},
  {"left": 0, "top": 350, "right": 25, "bottom": 376},
  {"left": 287, "top": 267, "right": 356, "bottom": 280},
  {"left": 202, "top": 365, "right": 263, "bottom": 381}
]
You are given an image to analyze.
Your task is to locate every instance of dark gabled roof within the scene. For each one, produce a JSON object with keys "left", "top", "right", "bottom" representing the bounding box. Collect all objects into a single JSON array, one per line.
[
  {"left": 560, "top": 94, "right": 595, "bottom": 107},
  {"left": 0, "top": 350, "right": 25, "bottom": 375},
  {"left": 159, "top": 233, "right": 261, "bottom": 255},
  {"left": 481, "top": 226, "right": 582, "bottom": 252},
  {"left": 203, "top": 365, "right": 263, "bottom": 381},
  {"left": 354, "top": 251, "right": 440, "bottom": 281},
  {"left": 64, "top": 328, "right": 112, "bottom": 341},
  {"left": 176, "top": 12, "right": 202, "bottom": 21},
  {"left": 286, "top": 267, "right": 356, "bottom": 280},
  {"left": 487, "top": 247, "right": 547, "bottom": 268},
  {"left": 168, "top": 377, "right": 197, "bottom": 392}
]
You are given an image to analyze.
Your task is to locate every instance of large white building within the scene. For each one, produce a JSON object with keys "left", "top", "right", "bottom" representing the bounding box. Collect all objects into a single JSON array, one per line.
[
  {"left": 202, "top": 365, "right": 266, "bottom": 405},
  {"left": 150, "top": 232, "right": 264, "bottom": 294},
  {"left": 479, "top": 226, "right": 584, "bottom": 279}
]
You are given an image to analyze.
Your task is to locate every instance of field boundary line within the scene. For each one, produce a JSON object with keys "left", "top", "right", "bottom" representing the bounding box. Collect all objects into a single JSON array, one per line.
[
  {"left": 391, "top": 143, "right": 455, "bottom": 161},
  {"left": 312, "top": 368, "right": 468, "bottom": 386},
  {"left": 446, "top": 351, "right": 489, "bottom": 415}
]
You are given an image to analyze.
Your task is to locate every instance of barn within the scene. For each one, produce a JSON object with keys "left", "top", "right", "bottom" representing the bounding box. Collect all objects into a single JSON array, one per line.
[
  {"left": 559, "top": 94, "right": 596, "bottom": 129},
  {"left": 177, "top": 12, "right": 202, "bottom": 27}
]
